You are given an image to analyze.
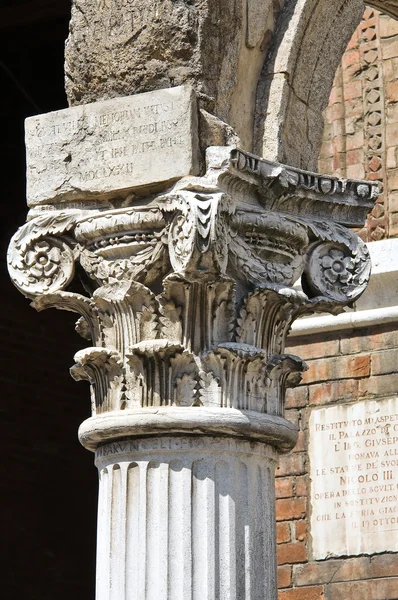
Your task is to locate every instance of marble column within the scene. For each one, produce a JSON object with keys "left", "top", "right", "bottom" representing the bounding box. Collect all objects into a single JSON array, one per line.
[
  {"left": 94, "top": 436, "right": 278, "bottom": 600},
  {"left": 7, "top": 84, "right": 377, "bottom": 598}
]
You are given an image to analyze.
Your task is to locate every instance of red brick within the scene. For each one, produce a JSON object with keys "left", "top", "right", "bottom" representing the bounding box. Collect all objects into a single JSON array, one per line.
[
  {"left": 318, "top": 158, "right": 334, "bottom": 174},
  {"left": 346, "top": 129, "right": 364, "bottom": 151},
  {"left": 295, "top": 520, "right": 307, "bottom": 542},
  {"left": 382, "top": 36, "right": 398, "bottom": 61},
  {"left": 390, "top": 211, "right": 398, "bottom": 236},
  {"left": 276, "top": 453, "right": 306, "bottom": 477},
  {"left": 331, "top": 103, "right": 345, "bottom": 120},
  {"left": 346, "top": 29, "right": 359, "bottom": 51},
  {"left": 371, "top": 348, "right": 398, "bottom": 375},
  {"left": 345, "top": 98, "right": 364, "bottom": 118},
  {"left": 342, "top": 49, "right": 360, "bottom": 68},
  {"left": 286, "top": 338, "right": 340, "bottom": 361},
  {"left": 276, "top": 477, "right": 294, "bottom": 499},
  {"left": 359, "top": 373, "right": 398, "bottom": 397},
  {"left": 309, "top": 380, "right": 358, "bottom": 406},
  {"left": 285, "top": 386, "right": 308, "bottom": 409},
  {"left": 292, "top": 431, "right": 306, "bottom": 453},
  {"left": 329, "top": 85, "right": 343, "bottom": 105},
  {"left": 340, "top": 327, "right": 398, "bottom": 354},
  {"left": 327, "top": 578, "right": 398, "bottom": 600},
  {"left": 387, "top": 100, "right": 398, "bottom": 122},
  {"left": 277, "top": 522, "right": 291, "bottom": 544},
  {"left": 295, "top": 476, "right": 308, "bottom": 497},
  {"left": 386, "top": 122, "right": 398, "bottom": 148},
  {"left": 294, "top": 557, "right": 369, "bottom": 586},
  {"left": 302, "top": 355, "right": 370, "bottom": 384},
  {"left": 277, "top": 542, "right": 307, "bottom": 565},
  {"left": 279, "top": 585, "right": 324, "bottom": 600},
  {"left": 276, "top": 498, "right": 307, "bottom": 521},
  {"left": 285, "top": 409, "right": 300, "bottom": 427},
  {"left": 388, "top": 167, "right": 398, "bottom": 191},
  {"left": 379, "top": 15, "right": 398, "bottom": 38},
  {"left": 343, "top": 81, "right": 362, "bottom": 101},
  {"left": 370, "top": 554, "right": 398, "bottom": 578},
  {"left": 346, "top": 163, "right": 365, "bottom": 179},
  {"left": 346, "top": 148, "right": 364, "bottom": 165},
  {"left": 278, "top": 565, "right": 292, "bottom": 589}
]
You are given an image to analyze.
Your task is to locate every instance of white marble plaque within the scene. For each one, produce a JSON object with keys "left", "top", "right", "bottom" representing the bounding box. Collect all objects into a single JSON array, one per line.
[
  {"left": 309, "top": 398, "right": 398, "bottom": 559},
  {"left": 25, "top": 85, "right": 200, "bottom": 205}
]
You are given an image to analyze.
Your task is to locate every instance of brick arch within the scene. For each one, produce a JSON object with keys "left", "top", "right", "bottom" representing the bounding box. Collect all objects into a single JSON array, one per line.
[
  {"left": 368, "top": 0, "right": 398, "bottom": 20},
  {"left": 254, "top": 0, "right": 365, "bottom": 170},
  {"left": 318, "top": 6, "right": 398, "bottom": 242}
]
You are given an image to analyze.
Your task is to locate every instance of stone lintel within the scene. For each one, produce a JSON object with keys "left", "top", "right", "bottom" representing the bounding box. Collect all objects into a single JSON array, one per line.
[{"left": 25, "top": 85, "right": 200, "bottom": 205}]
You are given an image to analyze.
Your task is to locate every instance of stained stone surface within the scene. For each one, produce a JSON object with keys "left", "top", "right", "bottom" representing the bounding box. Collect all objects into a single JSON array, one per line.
[
  {"left": 25, "top": 85, "right": 200, "bottom": 205},
  {"left": 64, "top": 0, "right": 282, "bottom": 151},
  {"left": 309, "top": 398, "right": 398, "bottom": 559}
]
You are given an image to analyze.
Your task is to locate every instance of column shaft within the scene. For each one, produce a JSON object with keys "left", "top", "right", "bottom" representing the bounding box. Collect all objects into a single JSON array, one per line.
[{"left": 95, "top": 436, "right": 278, "bottom": 600}]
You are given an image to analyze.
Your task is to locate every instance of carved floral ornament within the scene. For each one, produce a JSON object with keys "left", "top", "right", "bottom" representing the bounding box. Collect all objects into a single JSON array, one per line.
[{"left": 8, "top": 147, "right": 377, "bottom": 450}]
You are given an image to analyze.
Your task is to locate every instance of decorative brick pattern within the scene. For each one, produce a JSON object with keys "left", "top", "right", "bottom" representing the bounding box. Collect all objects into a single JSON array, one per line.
[
  {"left": 318, "top": 7, "right": 398, "bottom": 241},
  {"left": 283, "top": 47, "right": 398, "bottom": 563}
]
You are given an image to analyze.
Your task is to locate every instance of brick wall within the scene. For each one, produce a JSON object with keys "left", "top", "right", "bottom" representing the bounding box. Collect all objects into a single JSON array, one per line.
[
  {"left": 319, "top": 7, "right": 398, "bottom": 242},
  {"left": 278, "top": 9, "right": 398, "bottom": 598},
  {"left": 279, "top": 325, "right": 398, "bottom": 599}
]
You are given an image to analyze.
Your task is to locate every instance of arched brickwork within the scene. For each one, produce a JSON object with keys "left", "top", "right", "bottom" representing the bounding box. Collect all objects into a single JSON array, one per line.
[{"left": 254, "top": 0, "right": 365, "bottom": 170}]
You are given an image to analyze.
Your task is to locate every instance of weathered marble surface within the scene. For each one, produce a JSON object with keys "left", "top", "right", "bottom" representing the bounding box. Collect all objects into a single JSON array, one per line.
[
  {"left": 64, "top": 0, "right": 285, "bottom": 151},
  {"left": 310, "top": 397, "right": 398, "bottom": 559},
  {"left": 25, "top": 86, "right": 200, "bottom": 205},
  {"left": 95, "top": 436, "right": 278, "bottom": 600}
]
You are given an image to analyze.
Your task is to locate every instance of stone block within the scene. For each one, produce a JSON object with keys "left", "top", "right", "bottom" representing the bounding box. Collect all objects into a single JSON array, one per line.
[
  {"left": 25, "top": 86, "right": 200, "bottom": 205},
  {"left": 309, "top": 398, "right": 398, "bottom": 559}
]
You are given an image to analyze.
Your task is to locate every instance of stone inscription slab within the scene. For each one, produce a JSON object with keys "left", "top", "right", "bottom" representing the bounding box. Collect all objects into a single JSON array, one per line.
[
  {"left": 25, "top": 85, "right": 200, "bottom": 205},
  {"left": 309, "top": 398, "right": 398, "bottom": 559}
]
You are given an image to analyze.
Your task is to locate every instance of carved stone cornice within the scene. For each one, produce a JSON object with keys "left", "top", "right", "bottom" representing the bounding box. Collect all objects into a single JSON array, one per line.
[{"left": 8, "top": 146, "right": 377, "bottom": 451}]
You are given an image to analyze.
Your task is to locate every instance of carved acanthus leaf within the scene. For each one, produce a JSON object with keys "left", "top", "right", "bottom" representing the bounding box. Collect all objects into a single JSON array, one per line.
[
  {"left": 8, "top": 146, "right": 377, "bottom": 424},
  {"left": 71, "top": 347, "right": 124, "bottom": 414}
]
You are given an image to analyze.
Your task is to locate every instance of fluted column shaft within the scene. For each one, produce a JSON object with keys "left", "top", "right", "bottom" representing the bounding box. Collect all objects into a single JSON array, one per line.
[{"left": 95, "top": 436, "right": 278, "bottom": 600}]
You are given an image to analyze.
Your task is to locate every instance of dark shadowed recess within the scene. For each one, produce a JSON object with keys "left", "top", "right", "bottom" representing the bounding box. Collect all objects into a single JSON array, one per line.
[{"left": 0, "top": 2, "right": 97, "bottom": 598}]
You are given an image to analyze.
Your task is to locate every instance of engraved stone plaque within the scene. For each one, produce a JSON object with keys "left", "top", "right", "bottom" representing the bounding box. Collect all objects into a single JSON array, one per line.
[
  {"left": 309, "top": 398, "right": 398, "bottom": 559},
  {"left": 25, "top": 85, "right": 200, "bottom": 205}
]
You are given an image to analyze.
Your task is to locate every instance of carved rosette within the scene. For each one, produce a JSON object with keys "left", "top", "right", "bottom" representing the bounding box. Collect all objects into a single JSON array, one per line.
[{"left": 8, "top": 147, "right": 377, "bottom": 452}]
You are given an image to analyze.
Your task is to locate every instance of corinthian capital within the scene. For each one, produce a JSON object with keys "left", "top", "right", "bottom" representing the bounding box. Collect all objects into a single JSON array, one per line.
[{"left": 8, "top": 88, "right": 377, "bottom": 453}]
